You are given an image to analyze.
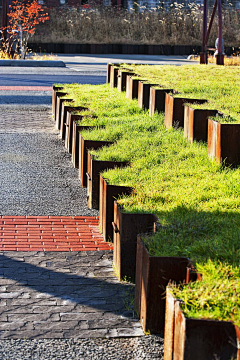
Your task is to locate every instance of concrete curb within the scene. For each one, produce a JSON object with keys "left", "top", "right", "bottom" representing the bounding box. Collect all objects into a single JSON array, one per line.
[{"left": 0, "top": 59, "right": 65, "bottom": 67}]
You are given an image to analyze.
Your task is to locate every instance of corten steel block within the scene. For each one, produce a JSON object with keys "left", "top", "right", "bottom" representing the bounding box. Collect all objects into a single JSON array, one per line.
[
  {"left": 106, "top": 63, "right": 111, "bottom": 84},
  {"left": 72, "top": 123, "right": 97, "bottom": 169},
  {"left": 55, "top": 92, "right": 67, "bottom": 128},
  {"left": 56, "top": 96, "right": 73, "bottom": 131},
  {"left": 208, "top": 119, "right": 240, "bottom": 166},
  {"left": 138, "top": 82, "right": 159, "bottom": 110},
  {"left": 107, "top": 63, "right": 118, "bottom": 84},
  {"left": 164, "top": 93, "right": 207, "bottom": 129},
  {"left": 72, "top": 120, "right": 86, "bottom": 168},
  {"left": 60, "top": 103, "right": 78, "bottom": 140},
  {"left": 79, "top": 136, "right": 113, "bottom": 188},
  {"left": 99, "top": 176, "right": 132, "bottom": 242},
  {"left": 172, "top": 301, "right": 238, "bottom": 360},
  {"left": 117, "top": 70, "right": 133, "bottom": 92},
  {"left": 61, "top": 105, "right": 88, "bottom": 143},
  {"left": 112, "top": 202, "right": 158, "bottom": 282},
  {"left": 184, "top": 107, "right": 218, "bottom": 143},
  {"left": 65, "top": 113, "right": 84, "bottom": 152},
  {"left": 126, "top": 76, "right": 139, "bottom": 100},
  {"left": 52, "top": 86, "right": 63, "bottom": 120},
  {"left": 164, "top": 289, "right": 178, "bottom": 360},
  {"left": 149, "top": 87, "right": 174, "bottom": 116},
  {"left": 135, "top": 236, "right": 191, "bottom": 334},
  {"left": 110, "top": 66, "right": 119, "bottom": 88},
  {"left": 87, "top": 154, "right": 128, "bottom": 210}
]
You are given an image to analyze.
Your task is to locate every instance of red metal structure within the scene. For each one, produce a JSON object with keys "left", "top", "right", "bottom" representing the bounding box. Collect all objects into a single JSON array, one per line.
[{"left": 200, "top": 0, "right": 224, "bottom": 65}]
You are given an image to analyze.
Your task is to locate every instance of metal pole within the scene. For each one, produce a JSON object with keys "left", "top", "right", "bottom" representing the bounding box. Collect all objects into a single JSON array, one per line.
[
  {"left": 216, "top": 0, "right": 224, "bottom": 65},
  {"left": 205, "top": 0, "right": 217, "bottom": 46},
  {"left": 202, "top": 0, "right": 208, "bottom": 52},
  {"left": 200, "top": 0, "right": 208, "bottom": 64}
]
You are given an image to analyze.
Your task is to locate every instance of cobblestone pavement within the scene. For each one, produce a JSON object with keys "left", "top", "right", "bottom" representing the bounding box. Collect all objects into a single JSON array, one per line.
[
  {"left": 0, "top": 82, "right": 164, "bottom": 358},
  {"left": 0, "top": 251, "right": 143, "bottom": 339}
]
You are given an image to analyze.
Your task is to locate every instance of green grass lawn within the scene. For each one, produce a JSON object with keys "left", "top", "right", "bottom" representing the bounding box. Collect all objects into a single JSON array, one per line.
[
  {"left": 118, "top": 64, "right": 240, "bottom": 123},
  {"left": 58, "top": 69, "right": 240, "bottom": 326}
]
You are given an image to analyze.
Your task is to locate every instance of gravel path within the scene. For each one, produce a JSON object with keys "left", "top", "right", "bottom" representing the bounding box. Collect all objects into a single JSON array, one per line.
[
  {"left": 0, "top": 337, "right": 164, "bottom": 359},
  {"left": 0, "top": 106, "right": 98, "bottom": 217},
  {"left": 0, "top": 73, "right": 164, "bottom": 359}
]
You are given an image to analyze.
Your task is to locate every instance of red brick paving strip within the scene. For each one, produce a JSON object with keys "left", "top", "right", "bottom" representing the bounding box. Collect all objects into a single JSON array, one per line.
[{"left": 0, "top": 216, "right": 113, "bottom": 251}]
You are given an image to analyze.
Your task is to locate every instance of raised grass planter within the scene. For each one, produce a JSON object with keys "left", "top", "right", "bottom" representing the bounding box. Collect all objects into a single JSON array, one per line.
[
  {"left": 72, "top": 120, "right": 87, "bottom": 168},
  {"left": 165, "top": 93, "right": 207, "bottom": 129},
  {"left": 164, "top": 289, "right": 240, "bottom": 360},
  {"left": 126, "top": 76, "right": 139, "bottom": 100},
  {"left": 117, "top": 70, "right": 133, "bottom": 92},
  {"left": 99, "top": 175, "right": 132, "bottom": 242},
  {"left": 138, "top": 82, "right": 159, "bottom": 110},
  {"left": 149, "top": 87, "right": 174, "bottom": 116},
  {"left": 87, "top": 154, "right": 128, "bottom": 210},
  {"left": 110, "top": 66, "right": 119, "bottom": 88},
  {"left": 65, "top": 113, "right": 84, "bottom": 152},
  {"left": 208, "top": 119, "right": 240, "bottom": 166},
  {"left": 55, "top": 92, "right": 69, "bottom": 129},
  {"left": 60, "top": 104, "right": 86, "bottom": 140},
  {"left": 112, "top": 201, "right": 158, "bottom": 282},
  {"left": 135, "top": 236, "right": 192, "bottom": 334},
  {"left": 184, "top": 106, "right": 219, "bottom": 143},
  {"left": 52, "top": 86, "right": 63, "bottom": 121},
  {"left": 79, "top": 136, "right": 112, "bottom": 188}
]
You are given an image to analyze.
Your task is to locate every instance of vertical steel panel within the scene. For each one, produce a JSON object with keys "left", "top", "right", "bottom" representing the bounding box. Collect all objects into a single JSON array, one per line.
[
  {"left": 99, "top": 176, "right": 132, "bottom": 242},
  {"left": 173, "top": 303, "right": 238, "bottom": 360},
  {"left": 79, "top": 137, "right": 113, "bottom": 188},
  {"left": 87, "top": 155, "right": 128, "bottom": 210}
]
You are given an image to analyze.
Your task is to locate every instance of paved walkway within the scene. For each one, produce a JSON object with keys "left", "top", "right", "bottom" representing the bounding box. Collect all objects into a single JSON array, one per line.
[
  {"left": 0, "top": 82, "right": 164, "bottom": 357},
  {"left": 0, "top": 216, "right": 112, "bottom": 251}
]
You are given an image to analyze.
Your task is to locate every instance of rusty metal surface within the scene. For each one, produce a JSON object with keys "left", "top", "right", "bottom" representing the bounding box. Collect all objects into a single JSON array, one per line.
[
  {"left": 113, "top": 203, "right": 158, "bottom": 282},
  {"left": 164, "top": 94, "right": 207, "bottom": 129},
  {"left": 87, "top": 155, "right": 127, "bottom": 210},
  {"left": 221, "top": 124, "right": 240, "bottom": 165},
  {"left": 52, "top": 86, "right": 63, "bottom": 120},
  {"left": 186, "top": 266, "right": 202, "bottom": 284},
  {"left": 99, "top": 176, "right": 132, "bottom": 242},
  {"left": 207, "top": 119, "right": 240, "bottom": 166},
  {"left": 138, "top": 82, "right": 159, "bottom": 110},
  {"left": 134, "top": 234, "right": 144, "bottom": 316},
  {"left": 183, "top": 105, "right": 190, "bottom": 138},
  {"left": 126, "top": 76, "right": 139, "bottom": 100},
  {"left": 164, "top": 289, "right": 177, "bottom": 360},
  {"left": 65, "top": 112, "right": 85, "bottom": 154},
  {"left": 117, "top": 70, "right": 132, "bottom": 92},
  {"left": 173, "top": 301, "right": 238, "bottom": 360},
  {"left": 185, "top": 107, "right": 218, "bottom": 143},
  {"left": 61, "top": 105, "right": 88, "bottom": 142},
  {"left": 79, "top": 137, "right": 113, "bottom": 188},
  {"left": 173, "top": 301, "right": 186, "bottom": 359},
  {"left": 72, "top": 120, "right": 83, "bottom": 168},
  {"left": 65, "top": 113, "right": 83, "bottom": 152},
  {"left": 236, "top": 325, "right": 240, "bottom": 360},
  {"left": 110, "top": 66, "right": 118, "bottom": 88},
  {"left": 149, "top": 88, "right": 174, "bottom": 116},
  {"left": 60, "top": 103, "right": 75, "bottom": 140},
  {"left": 136, "top": 236, "right": 191, "bottom": 334},
  {"left": 55, "top": 93, "right": 67, "bottom": 130},
  {"left": 106, "top": 63, "right": 111, "bottom": 84}
]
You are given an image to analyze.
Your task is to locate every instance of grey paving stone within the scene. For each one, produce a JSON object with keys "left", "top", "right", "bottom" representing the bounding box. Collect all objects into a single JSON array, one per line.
[{"left": 0, "top": 252, "right": 142, "bottom": 339}]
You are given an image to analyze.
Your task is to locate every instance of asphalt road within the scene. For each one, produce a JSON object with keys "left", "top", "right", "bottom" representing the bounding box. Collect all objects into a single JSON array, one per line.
[{"left": 0, "top": 54, "right": 197, "bottom": 88}]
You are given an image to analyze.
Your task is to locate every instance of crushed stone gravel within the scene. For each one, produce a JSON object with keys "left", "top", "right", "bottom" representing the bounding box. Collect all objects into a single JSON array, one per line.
[{"left": 0, "top": 337, "right": 164, "bottom": 360}]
